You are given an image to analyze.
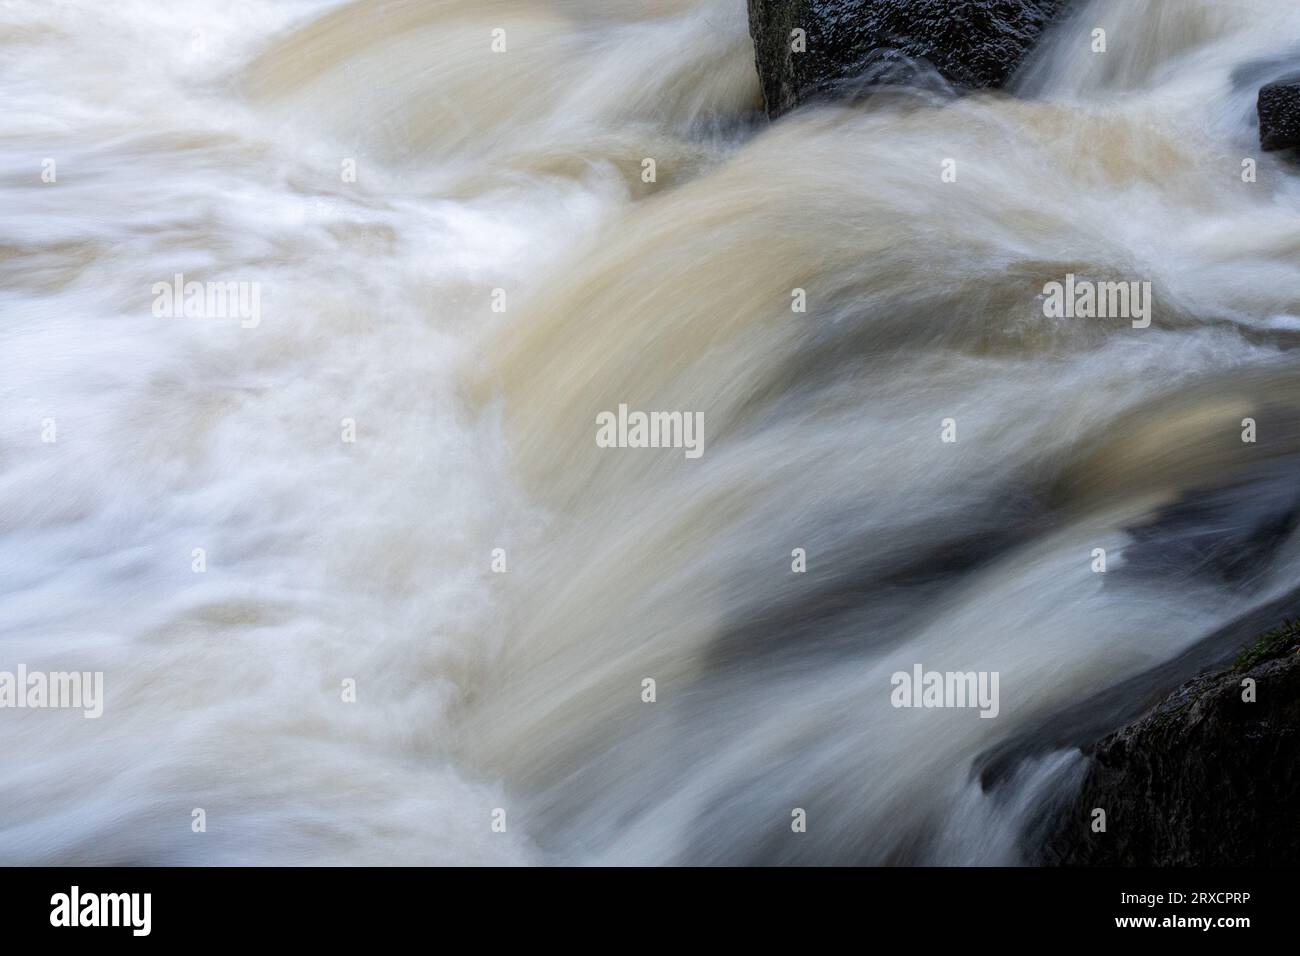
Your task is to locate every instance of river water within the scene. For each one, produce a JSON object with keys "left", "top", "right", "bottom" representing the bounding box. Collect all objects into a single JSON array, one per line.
[{"left": 3, "top": 0, "right": 1300, "bottom": 864}]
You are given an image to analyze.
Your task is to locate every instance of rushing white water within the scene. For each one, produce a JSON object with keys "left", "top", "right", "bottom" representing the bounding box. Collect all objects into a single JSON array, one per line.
[{"left": 2, "top": 0, "right": 1299, "bottom": 864}]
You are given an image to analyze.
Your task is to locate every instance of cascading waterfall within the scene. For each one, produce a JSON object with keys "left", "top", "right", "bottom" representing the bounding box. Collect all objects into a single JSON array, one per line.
[{"left": 2, "top": 0, "right": 1299, "bottom": 864}]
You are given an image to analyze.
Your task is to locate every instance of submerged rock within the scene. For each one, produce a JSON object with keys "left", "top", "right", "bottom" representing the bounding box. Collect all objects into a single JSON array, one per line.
[
  {"left": 1259, "top": 77, "right": 1300, "bottom": 151},
  {"left": 746, "top": 0, "right": 1069, "bottom": 119},
  {"left": 1038, "top": 621, "right": 1300, "bottom": 866}
]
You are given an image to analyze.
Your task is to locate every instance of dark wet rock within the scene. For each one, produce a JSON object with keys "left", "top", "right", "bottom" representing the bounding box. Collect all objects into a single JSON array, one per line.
[
  {"left": 746, "top": 0, "right": 1070, "bottom": 118},
  {"left": 1037, "top": 621, "right": 1300, "bottom": 866},
  {"left": 1259, "top": 76, "right": 1300, "bottom": 151}
]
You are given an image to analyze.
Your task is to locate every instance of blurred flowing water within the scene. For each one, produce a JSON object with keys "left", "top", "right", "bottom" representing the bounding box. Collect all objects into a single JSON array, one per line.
[{"left": 2, "top": 0, "right": 1300, "bottom": 864}]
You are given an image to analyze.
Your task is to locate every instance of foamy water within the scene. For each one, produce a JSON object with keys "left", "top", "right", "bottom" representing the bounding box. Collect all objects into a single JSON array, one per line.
[{"left": 2, "top": 0, "right": 1300, "bottom": 864}]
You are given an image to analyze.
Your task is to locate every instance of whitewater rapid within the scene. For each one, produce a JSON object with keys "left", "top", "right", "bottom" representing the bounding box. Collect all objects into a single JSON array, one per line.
[{"left": 2, "top": 0, "right": 1300, "bottom": 864}]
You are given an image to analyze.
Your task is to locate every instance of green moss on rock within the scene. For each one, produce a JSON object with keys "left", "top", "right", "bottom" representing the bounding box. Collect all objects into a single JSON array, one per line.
[{"left": 1232, "top": 618, "right": 1300, "bottom": 673}]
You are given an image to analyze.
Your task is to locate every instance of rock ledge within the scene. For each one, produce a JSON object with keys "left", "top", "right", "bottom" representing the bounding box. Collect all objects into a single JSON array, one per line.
[{"left": 1039, "top": 621, "right": 1300, "bottom": 866}]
